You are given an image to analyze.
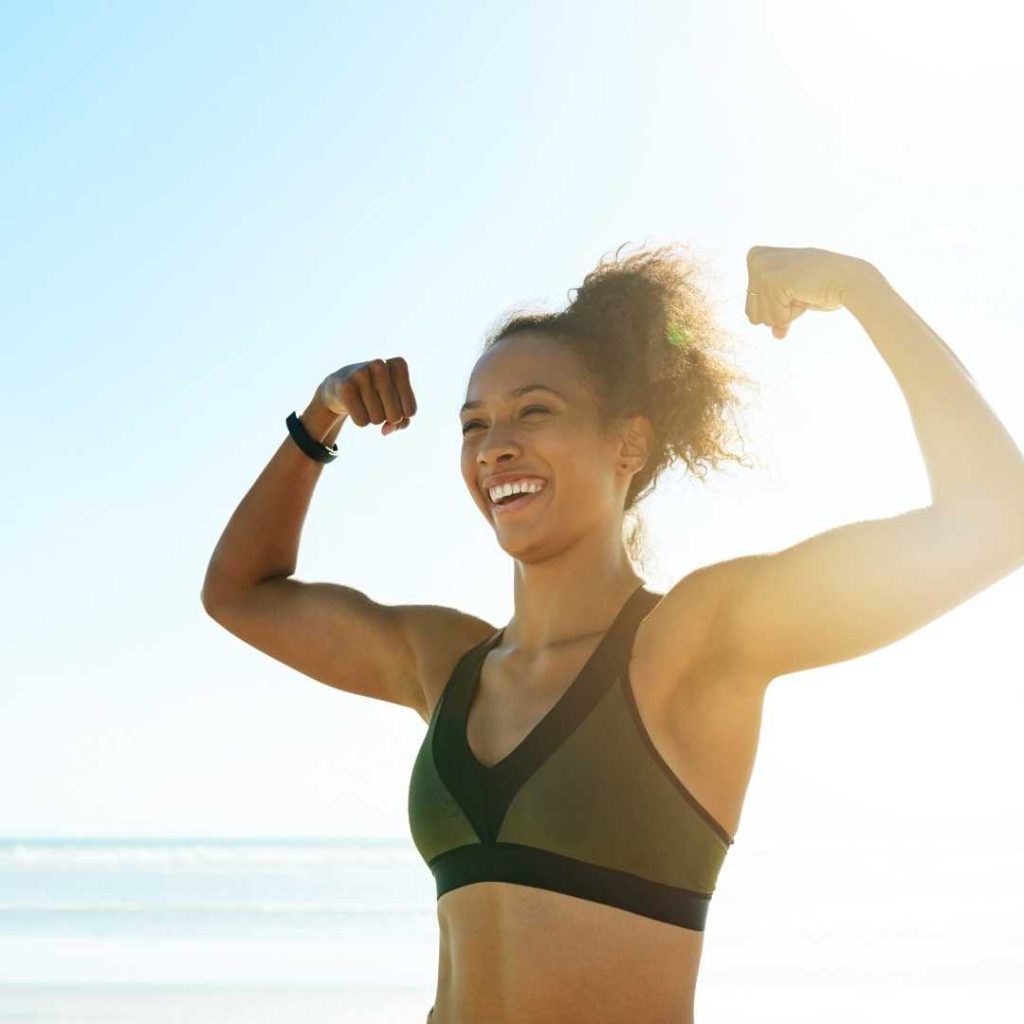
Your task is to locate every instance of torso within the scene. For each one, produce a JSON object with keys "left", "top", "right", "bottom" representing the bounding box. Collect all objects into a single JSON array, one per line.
[{"left": 414, "top": 583, "right": 770, "bottom": 1024}]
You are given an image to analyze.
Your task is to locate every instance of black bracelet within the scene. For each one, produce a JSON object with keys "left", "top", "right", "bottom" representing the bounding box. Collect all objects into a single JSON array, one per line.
[{"left": 286, "top": 411, "right": 338, "bottom": 463}]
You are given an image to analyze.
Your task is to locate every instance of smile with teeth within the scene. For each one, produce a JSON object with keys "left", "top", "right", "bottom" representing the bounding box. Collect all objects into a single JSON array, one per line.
[{"left": 487, "top": 478, "right": 547, "bottom": 513}]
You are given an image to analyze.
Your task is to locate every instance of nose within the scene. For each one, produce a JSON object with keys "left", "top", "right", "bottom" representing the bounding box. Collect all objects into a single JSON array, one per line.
[{"left": 476, "top": 428, "right": 524, "bottom": 465}]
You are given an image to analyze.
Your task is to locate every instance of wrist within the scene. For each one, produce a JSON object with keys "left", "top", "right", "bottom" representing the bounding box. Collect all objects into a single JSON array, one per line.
[
  {"left": 301, "top": 394, "right": 346, "bottom": 444},
  {"left": 841, "top": 258, "right": 888, "bottom": 315}
]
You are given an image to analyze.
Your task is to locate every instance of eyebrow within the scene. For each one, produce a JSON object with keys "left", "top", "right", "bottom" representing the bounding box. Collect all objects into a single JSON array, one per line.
[{"left": 460, "top": 383, "right": 566, "bottom": 414}]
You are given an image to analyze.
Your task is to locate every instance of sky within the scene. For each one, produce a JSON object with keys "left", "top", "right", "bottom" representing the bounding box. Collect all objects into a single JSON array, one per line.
[{"left": 2, "top": 0, "right": 1022, "bottom": 871}]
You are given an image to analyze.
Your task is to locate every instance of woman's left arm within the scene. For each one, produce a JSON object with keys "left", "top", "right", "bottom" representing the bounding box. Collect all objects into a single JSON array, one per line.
[
  {"left": 675, "top": 250, "right": 1024, "bottom": 690},
  {"left": 843, "top": 259, "right": 1024, "bottom": 526}
]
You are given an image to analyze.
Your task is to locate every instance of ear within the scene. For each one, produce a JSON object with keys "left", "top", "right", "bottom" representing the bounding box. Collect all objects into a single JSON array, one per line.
[{"left": 616, "top": 413, "right": 654, "bottom": 475}]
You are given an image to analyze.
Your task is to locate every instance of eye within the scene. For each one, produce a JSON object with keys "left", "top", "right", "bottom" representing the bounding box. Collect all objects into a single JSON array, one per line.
[{"left": 461, "top": 406, "right": 550, "bottom": 435}]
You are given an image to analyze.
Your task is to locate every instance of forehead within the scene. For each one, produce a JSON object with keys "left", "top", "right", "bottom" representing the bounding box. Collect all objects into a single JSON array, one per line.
[{"left": 463, "top": 332, "right": 581, "bottom": 405}]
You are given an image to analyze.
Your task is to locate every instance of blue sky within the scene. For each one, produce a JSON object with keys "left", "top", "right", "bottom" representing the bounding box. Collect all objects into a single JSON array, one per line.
[{"left": 2, "top": 0, "right": 1022, "bottom": 852}]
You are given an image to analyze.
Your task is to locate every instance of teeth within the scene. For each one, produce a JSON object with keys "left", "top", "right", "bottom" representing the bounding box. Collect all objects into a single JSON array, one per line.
[{"left": 488, "top": 479, "right": 546, "bottom": 504}]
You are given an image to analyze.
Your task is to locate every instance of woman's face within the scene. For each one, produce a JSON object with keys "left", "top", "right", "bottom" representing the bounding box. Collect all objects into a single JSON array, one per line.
[{"left": 459, "top": 331, "right": 639, "bottom": 559}]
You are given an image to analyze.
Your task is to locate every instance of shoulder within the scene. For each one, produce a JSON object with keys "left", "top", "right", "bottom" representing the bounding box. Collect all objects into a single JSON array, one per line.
[
  {"left": 396, "top": 603, "right": 499, "bottom": 723},
  {"left": 634, "top": 555, "right": 770, "bottom": 697}
]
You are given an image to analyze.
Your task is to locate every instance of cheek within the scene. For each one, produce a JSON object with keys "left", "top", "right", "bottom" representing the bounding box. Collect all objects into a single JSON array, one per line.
[{"left": 460, "top": 454, "right": 485, "bottom": 504}]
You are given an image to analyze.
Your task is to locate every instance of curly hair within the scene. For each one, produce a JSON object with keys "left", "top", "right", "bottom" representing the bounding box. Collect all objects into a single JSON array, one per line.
[{"left": 479, "top": 240, "right": 759, "bottom": 574}]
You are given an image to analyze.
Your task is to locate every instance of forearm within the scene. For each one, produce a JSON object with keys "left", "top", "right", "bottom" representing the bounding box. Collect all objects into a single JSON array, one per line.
[
  {"left": 201, "top": 394, "right": 347, "bottom": 606},
  {"left": 843, "top": 263, "right": 1024, "bottom": 524}
]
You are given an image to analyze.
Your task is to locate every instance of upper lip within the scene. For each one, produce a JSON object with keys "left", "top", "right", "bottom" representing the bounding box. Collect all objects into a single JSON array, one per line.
[{"left": 481, "top": 472, "right": 548, "bottom": 494}]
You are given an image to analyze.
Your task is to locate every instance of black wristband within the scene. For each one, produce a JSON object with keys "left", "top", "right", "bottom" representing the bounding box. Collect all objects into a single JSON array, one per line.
[{"left": 286, "top": 411, "right": 338, "bottom": 463}]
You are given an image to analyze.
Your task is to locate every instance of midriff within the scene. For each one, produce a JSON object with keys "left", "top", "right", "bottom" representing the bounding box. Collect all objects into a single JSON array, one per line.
[{"left": 431, "top": 880, "right": 704, "bottom": 1024}]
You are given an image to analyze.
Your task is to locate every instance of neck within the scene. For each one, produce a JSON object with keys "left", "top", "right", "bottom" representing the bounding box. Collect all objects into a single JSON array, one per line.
[{"left": 504, "top": 534, "right": 643, "bottom": 655}]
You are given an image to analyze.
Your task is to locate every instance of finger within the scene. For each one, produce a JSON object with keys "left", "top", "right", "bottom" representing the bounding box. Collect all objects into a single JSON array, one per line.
[
  {"left": 359, "top": 360, "right": 390, "bottom": 424},
  {"left": 370, "top": 358, "right": 405, "bottom": 426},
  {"left": 382, "top": 412, "right": 409, "bottom": 435},
  {"left": 766, "top": 296, "right": 808, "bottom": 335},
  {"left": 762, "top": 295, "right": 791, "bottom": 331},
  {"left": 387, "top": 356, "right": 417, "bottom": 419}
]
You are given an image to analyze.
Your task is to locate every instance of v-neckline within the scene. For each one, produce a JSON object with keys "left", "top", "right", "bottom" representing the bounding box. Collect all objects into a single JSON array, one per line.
[{"left": 462, "top": 583, "right": 648, "bottom": 772}]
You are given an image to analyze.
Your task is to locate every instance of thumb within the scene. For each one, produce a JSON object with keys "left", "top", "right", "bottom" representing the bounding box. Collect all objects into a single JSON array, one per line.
[{"left": 772, "top": 301, "right": 809, "bottom": 339}]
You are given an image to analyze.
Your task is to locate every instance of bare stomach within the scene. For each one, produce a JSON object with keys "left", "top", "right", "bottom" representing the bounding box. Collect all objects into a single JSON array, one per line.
[{"left": 429, "top": 881, "right": 705, "bottom": 1024}]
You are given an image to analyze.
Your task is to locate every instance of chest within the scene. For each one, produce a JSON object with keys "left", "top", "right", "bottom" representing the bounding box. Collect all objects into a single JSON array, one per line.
[{"left": 435, "top": 612, "right": 764, "bottom": 845}]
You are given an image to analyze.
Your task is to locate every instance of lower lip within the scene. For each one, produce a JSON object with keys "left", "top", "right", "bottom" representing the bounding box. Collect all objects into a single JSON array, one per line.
[{"left": 490, "top": 486, "right": 547, "bottom": 517}]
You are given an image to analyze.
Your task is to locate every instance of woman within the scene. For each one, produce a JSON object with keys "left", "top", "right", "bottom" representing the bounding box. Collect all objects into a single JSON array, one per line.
[{"left": 201, "top": 243, "right": 1024, "bottom": 1023}]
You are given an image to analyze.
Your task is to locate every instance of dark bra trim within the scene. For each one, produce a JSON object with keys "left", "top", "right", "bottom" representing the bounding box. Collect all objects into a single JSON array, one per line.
[
  {"left": 619, "top": 666, "right": 735, "bottom": 847},
  {"left": 429, "top": 840, "right": 712, "bottom": 932}
]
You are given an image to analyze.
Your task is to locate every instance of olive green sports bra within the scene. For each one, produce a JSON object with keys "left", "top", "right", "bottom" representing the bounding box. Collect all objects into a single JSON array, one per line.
[{"left": 407, "top": 584, "right": 735, "bottom": 932}]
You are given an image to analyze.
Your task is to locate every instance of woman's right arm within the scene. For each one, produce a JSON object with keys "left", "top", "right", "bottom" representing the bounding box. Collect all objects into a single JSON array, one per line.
[{"left": 200, "top": 358, "right": 479, "bottom": 718}]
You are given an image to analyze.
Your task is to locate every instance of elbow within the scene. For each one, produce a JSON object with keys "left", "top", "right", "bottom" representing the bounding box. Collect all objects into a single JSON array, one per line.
[
  {"left": 201, "top": 564, "right": 239, "bottom": 616},
  {"left": 200, "top": 586, "right": 221, "bottom": 618},
  {"left": 201, "top": 578, "right": 234, "bottom": 618}
]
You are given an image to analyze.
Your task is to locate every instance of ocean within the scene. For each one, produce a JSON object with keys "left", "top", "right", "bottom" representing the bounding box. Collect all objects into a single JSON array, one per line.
[
  {"left": 0, "top": 837, "right": 438, "bottom": 1022},
  {"left": 2, "top": 835, "right": 1021, "bottom": 1023}
]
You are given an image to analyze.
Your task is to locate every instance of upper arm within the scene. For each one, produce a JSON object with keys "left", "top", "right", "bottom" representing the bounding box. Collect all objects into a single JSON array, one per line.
[
  {"left": 714, "top": 504, "right": 1024, "bottom": 684},
  {"left": 633, "top": 560, "right": 761, "bottom": 697},
  {"left": 202, "top": 578, "right": 492, "bottom": 719}
]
